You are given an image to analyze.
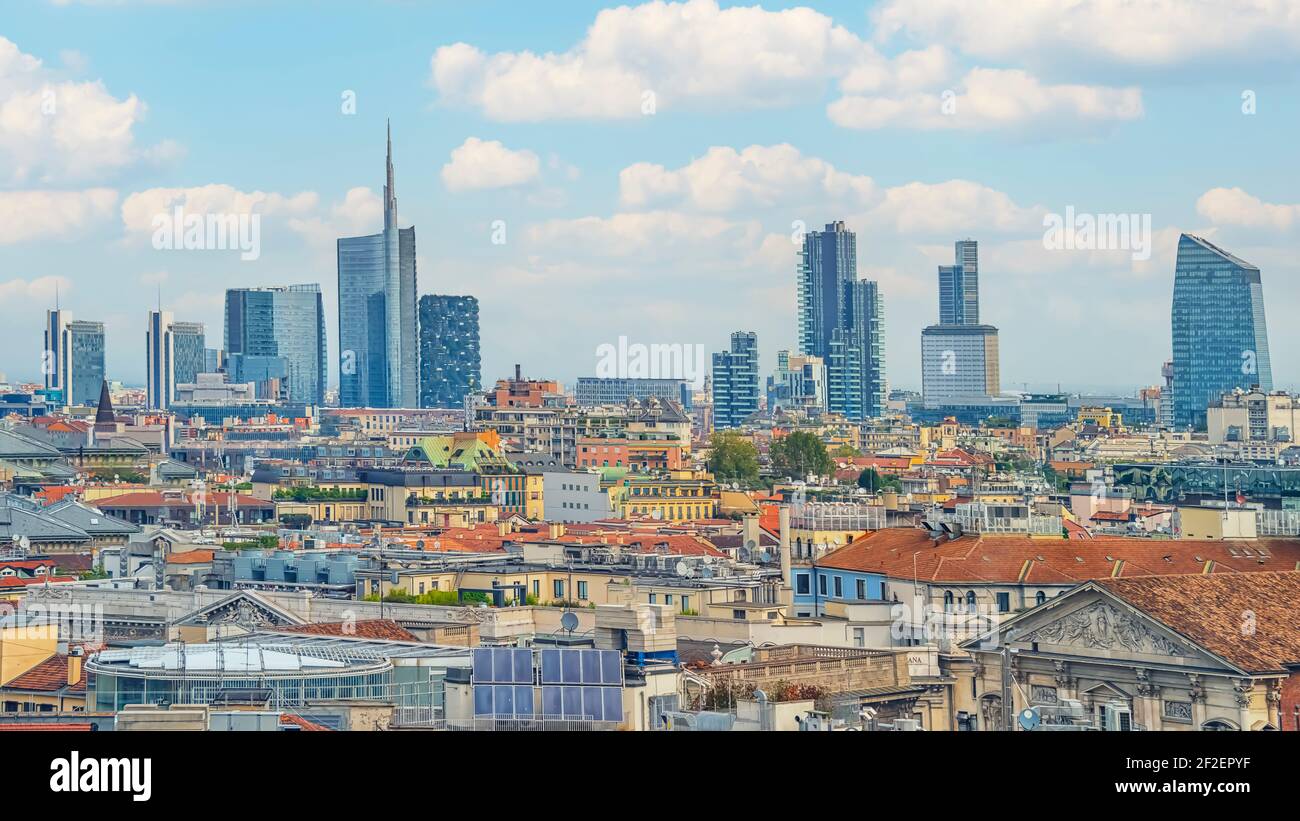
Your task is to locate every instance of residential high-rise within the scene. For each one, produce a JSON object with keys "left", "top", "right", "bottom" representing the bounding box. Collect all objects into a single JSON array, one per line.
[
  {"left": 939, "top": 239, "right": 980, "bottom": 325},
  {"left": 1170, "top": 234, "right": 1273, "bottom": 430},
  {"left": 146, "top": 310, "right": 205, "bottom": 410},
  {"left": 44, "top": 310, "right": 105, "bottom": 407},
  {"left": 923, "top": 239, "right": 1000, "bottom": 406},
  {"left": 796, "top": 221, "right": 886, "bottom": 419},
  {"left": 338, "top": 121, "right": 418, "bottom": 408},
  {"left": 711, "top": 331, "right": 759, "bottom": 429},
  {"left": 224, "top": 285, "right": 327, "bottom": 405},
  {"left": 767, "top": 350, "right": 827, "bottom": 415},
  {"left": 418, "top": 295, "right": 481, "bottom": 408}
]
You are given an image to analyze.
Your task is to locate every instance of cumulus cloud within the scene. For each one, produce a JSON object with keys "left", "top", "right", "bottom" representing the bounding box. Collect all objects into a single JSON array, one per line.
[
  {"left": 428, "top": 0, "right": 1143, "bottom": 133},
  {"left": 872, "top": 0, "right": 1300, "bottom": 68},
  {"left": 120, "top": 184, "right": 318, "bottom": 236},
  {"left": 441, "top": 137, "right": 541, "bottom": 192},
  {"left": 619, "top": 144, "right": 877, "bottom": 212},
  {"left": 0, "top": 36, "right": 172, "bottom": 184},
  {"left": 1196, "top": 187, "right": 1300, "bottom": 232},
  {"left": 829, "top": 68, "right": 1142, "bottom": 132},
  {"left": 0, "top": 188, "right": 118, "bottom": 244},
  {"left": 0, "top": 275, "right": 69, "bottom": 303}
]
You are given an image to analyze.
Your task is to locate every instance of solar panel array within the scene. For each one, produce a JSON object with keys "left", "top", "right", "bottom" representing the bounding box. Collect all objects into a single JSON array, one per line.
[{"left": 471, "top": 648, "right": 624, "bottom": 721}]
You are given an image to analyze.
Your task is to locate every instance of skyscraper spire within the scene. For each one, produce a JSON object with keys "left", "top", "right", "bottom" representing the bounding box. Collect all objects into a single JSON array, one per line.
[{"left": 384, "top": 118, "right": 396, "bottom": 230}]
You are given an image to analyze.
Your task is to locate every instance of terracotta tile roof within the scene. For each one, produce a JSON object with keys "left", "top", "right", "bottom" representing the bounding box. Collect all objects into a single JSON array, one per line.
[
  {"left": 816, "top": 528, "right": 1300, "bottom": 585},
  {"left": 0, "top": 560, "right": 57, "bottom": 573},
  {"left": 279, "top": 713, "right": 333, "bottom": 731},
  {"left": 3, "top": 654, "right": 85, "bottom": 692},
  {"left": 94, "top": 491, "right": 272, "bottom": 509},
  {"left": 272, "top": 619, "right": 420, "bottom": 642},
  {"left": 167, "top": 549, "right": 216, "bottom": 565},
  {"left": 0, "top": 575, "right": 75, "bottom": 588},
  {"left": 1096, "top": 571, "right": 1300, "bottom": 674}
]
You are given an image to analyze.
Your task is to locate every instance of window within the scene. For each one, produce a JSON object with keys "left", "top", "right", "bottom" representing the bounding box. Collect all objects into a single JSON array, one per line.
[
  {"left": 856, "top": 579, "right": 866, "bottom": 600},
  {"left": 577, "top": 581, "right": 588, "bottom": 600},
  {"left": 648, "top": 593, "right": 657, "bottom": 604},
  {"left": 681, "top": 596, "right": 690, "bottom": 613},
  {"left": 944, "top": 590, "right": 955, "bottom": 610},
  {"left": 795, "top": 574, "right": 810, "bottom": 595},
  {"left": 833, "top": 576, "right": 843, "bottom": 598},
  {"left": 1035, "top": 590, "right": 1046, "bottom": 606},
  {"left": 965, "top": 590, "right": 977, "bottom": 610},
  {"left": 853, "top": 627, "right": 865, "bottom": 647},
  {"left": 818, "top": 576, "right": 827, "bottom": 595},
  {"left": 996, "top": 592, "right": 1011, "bottom": 613},
  {"left": 665, "top": 594, "right": 673, "bottom": 605},
  {"left": 532, "top": 580, "right": 540, "bottom": 598},
  {"left": 553, "top": 580, "right": 565, "bottom": 599}
]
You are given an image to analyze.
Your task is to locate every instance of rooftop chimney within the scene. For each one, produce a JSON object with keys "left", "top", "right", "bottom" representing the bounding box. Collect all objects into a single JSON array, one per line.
[{"left": 778, "top": 507, "right": 792, "bottom": 588}]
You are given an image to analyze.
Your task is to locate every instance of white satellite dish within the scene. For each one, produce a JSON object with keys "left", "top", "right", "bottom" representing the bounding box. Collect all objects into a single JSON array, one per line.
[{"left": 674, "top": 560, "right": 689, "bottom": 577}]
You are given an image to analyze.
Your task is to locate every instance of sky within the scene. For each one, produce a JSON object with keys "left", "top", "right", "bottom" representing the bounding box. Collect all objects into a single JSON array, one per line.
[{"left": 1, "top": 0, "right": 1298, "bottom": 396}]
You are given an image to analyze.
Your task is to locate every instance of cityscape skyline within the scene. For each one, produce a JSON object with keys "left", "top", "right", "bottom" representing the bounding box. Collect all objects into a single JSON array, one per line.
[{"left": 2, "top": 1, "right": 1298, "bottom": 397}]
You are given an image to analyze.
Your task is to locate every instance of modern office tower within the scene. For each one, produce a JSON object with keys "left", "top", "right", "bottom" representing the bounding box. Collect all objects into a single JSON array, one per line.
[
  {"left": 767, "top": 350, "right": 827, "bottom": 415},
  {"left": 575, "top": 377, "right": 692, "bottom": 408},
  {"left": 224, "top": 284, "right": 327, "bottom": 405},
  {"left": 711, "top": 331, "right": 759, "bottom": 430},
  {"left": 920, "top": 324, "right": 1001, "bottom": 404},
  {"left": 204, "top": 348, "right": 225, "bottom": 374},
  {"left": 1170, "top": 233, "right": 1273, "bottom": 430},
  {"left": 44, "top": 310, "right": 106, "bottom": 407},
  {"left": 796, "top": 221, "right": 886, "bottom": 419},
  {"left": 418, "top": 295, "right": 481, "bottom": 408},
  {"left": 338, "top": 121, "right": 418, "bottom": 408},
  {"left": 146, "top": 310, "right": 205, "bottom": 410},
  {"left": 923, "top": 239, "right": 999, "bottom": 407},
  {"left": 939, "top": 239, "right": 980, "bottom": 325}
]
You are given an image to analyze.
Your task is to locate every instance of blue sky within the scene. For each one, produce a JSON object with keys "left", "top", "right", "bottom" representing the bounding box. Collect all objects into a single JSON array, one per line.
[{"left": 1, "top": 0, "right": 1298, "bottom": 395}]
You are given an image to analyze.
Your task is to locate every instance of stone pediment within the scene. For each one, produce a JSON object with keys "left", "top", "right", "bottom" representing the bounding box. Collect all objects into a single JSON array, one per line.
[
  {"left": 1020, "top": 598, "right": 1193, "bottom": 659},
  {"left": 177, "top": 591, "right": 305, "bottom": 629}
]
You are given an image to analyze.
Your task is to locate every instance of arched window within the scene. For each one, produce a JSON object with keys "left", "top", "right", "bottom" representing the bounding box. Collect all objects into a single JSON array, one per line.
[
  {"left": 965, "top": 590, "right": 977, "bottom": 610},
  {"left": 1035, "top": 591, "right": 1047, "bottom": 606},
  {"left": 943, "top": 590, "right": 955, "bottom": 611}
]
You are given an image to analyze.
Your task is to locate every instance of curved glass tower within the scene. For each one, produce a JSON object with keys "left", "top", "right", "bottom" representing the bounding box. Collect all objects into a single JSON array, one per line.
[
  {"left": 1170, "top": 233, "right": 1272, "bottom": 430},
  {"left": 338, "top": 122, "right": 419, "bottom": 408}
]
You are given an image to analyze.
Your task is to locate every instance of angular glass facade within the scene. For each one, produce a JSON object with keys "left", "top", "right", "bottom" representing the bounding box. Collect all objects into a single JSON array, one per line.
[
  {"left": 224, "top": 285, "right": 326, "bottom": 405},
  {"left": 1170, "top": 234, "right": 1273, "bottom": 430},
  {"left": 938, "top": 239, "right": 980, "bottom": 325},
  {"left": 418, "top": 294, "right": 481, "bottom": 408},
  {"left": 44, "top": 310, "right": 104, "bottom": 407},
  {"left": 338, "top": 123, "right": 418, "bottom": 408}
]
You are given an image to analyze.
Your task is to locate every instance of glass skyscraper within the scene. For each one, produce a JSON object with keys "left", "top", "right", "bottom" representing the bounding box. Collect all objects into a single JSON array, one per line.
[
  {"left": 795, "top": 221, "right": 885, "bottom": 419},
  {"left": 146, "top": 310, "right": 205, "bottom": 409},
  {"left": 418, "top": 295, "right": 481, "bottom": 408},
  {"left": 1170, "top": 233, "right": 1273, "bottom": 430},
  {"left": 938, "top": 239, "right": 980, "bottom": 325},
  {"left": 712, "top": 331, "right": 759, "bottom": 429},
  {"left": 338, "top": 122, "right": 418, "bottom": 408},
  {"left": 224, "top": 285, "right": 327, "bottom": 405},
  {"left": 44, "top": 310, "right": 105, "bottom": 408}
]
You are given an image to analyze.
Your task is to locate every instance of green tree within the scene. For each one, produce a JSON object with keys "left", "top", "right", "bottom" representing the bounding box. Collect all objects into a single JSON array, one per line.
[
  {"left": 770, "top": 431, "right": 833, "bottom": 479},
  {"left": 707, "top": 431, "right": 760, "bottom": 484},
  {"left": 832, "top": 444, "right": 861, "bottom": 458},
  {"left": 857, "top": 467, "right": 901, "bottom": 492}
]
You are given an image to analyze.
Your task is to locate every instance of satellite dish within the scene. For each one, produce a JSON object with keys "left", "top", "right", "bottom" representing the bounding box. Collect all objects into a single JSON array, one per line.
[
  {"left": 560, "top": 611, "right": 579, "bottom": 633},
  {"left": 674, "top": 560, "right": 689, "bottom": 577},
  {"left": 759, "top": 551, "right": 773, "bottom": 564},
  {"left": 745, "top": 539, "right": 757, "bottom": 550},
  {"left": 699, "top": 567, "right": 713, "bottom": 579},
  {"left": 738, "top": 547, "right": 752, "bottom": 562},
  {"left": 1017, "top": 707, "right": 1041, "bottom": 731}
]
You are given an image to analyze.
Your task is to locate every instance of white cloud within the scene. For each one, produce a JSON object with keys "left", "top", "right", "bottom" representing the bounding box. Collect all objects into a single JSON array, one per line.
[
  {"left": 527, "top": 211, "right": 762, "bottom": 263},
  {"left": 1196, "top": 187, "right": 1300, "bottom": 232},
  {"left": 0, "top": 36, "right": 170, "bottom": 184},
  {"left": 441, "top": 137, "right": 541, "bottom": 192},
  {"left": 432, "top": 0, "right": 898, "bottom": 121},
  {"left": 0, "top": 188, "right": 118, "bottom": 244},
  {"left": 0, "top": 274, "right": 69, "bottom": 303},
  {"left": 619, "top": 144, "right": 877, "bottom": 212},
  {"left": 829, "top": 68, "right": 1141, "bottom": 131},
  {"left": 120, "top": 184, "right": 318, "bottom": 235},
  {"left": 859, "top": 179, "right": 1044, "bottom": 235},
  {"left": 872, "top": 0, "right": 1300, "bottom": 68}
]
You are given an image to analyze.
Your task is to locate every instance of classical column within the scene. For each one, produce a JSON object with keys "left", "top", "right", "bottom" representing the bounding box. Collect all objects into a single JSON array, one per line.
[
  {"left": 1265, "top": 681, "right": 1283, "bottom": 730},
  {"left": 1135, "top": 668, "right": 1160, "bottom": 731},
  {"left": 1053, "top": 660, "right": 1078, "bottom": 702},
  {"left": 1233, "top": 679, "right": 1255, "bottom": 731},
  {"left": 1188, "top": 674, "right": 1207, "bottom": 729}
]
